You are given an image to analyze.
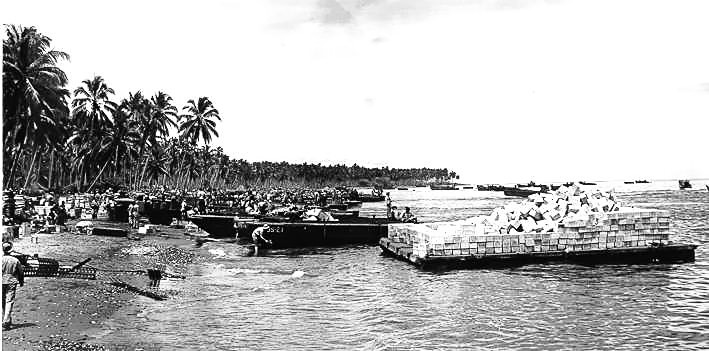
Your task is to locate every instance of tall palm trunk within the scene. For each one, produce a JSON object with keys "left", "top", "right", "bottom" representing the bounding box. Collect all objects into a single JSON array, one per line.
[
  {"left": 47, "top": 150, "right": 54, "bottom": 189},
  {"left": 23, "top": 148, "right": 40, "bottom": 189},
  {"left": 87, "top": 159, "right": 111, "bottom": 192}
]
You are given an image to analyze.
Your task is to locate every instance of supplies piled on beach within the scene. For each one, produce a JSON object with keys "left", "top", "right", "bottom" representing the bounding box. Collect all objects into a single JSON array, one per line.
[{"left": 387, "top": 185, "right": 671, "bottom": 259}]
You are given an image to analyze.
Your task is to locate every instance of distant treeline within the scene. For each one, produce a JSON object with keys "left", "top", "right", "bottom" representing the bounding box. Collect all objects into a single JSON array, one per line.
[{"left": 2, "top": 24, "right": 458, "bottom": 192}]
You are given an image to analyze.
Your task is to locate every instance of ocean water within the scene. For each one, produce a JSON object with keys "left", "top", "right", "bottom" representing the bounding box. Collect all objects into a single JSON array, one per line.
[{"left": 98, "top": 180, "right": 709, "bottom": 350}]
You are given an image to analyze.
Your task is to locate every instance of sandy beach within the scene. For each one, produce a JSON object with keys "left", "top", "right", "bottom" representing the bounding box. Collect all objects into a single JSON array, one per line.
[{"left": 2, "top": 221, "right": 204, "bottom": 351}]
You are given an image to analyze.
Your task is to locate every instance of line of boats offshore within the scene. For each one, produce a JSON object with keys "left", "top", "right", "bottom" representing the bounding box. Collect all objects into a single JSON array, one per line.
[
  {"left": 8, "top": 178, "right": 700, "bottom": 260},
  {"left": 132, "top": 179, "right": 700, "bottom": 251}
]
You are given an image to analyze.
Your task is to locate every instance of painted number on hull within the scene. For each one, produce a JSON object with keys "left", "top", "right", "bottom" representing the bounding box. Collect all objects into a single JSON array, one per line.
[{"left": 266, "top": 227, "right": 283, "bottom": 233}]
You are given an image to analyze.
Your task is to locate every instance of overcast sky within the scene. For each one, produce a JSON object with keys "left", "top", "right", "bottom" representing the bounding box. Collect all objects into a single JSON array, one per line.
[{"left": 5, "top": 0, "right": 709, "bottom": 183}]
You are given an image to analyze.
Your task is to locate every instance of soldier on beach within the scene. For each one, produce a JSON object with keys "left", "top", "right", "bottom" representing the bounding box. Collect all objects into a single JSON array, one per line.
[{"left": 2, "top": 242, "right": 24, "bottom": 330}]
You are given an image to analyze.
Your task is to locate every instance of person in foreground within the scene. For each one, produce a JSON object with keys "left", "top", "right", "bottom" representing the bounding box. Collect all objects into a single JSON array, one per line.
[
  {"left": 2, "top": 242, "right": 24, "bottom": 330},
  {"left": 251, "top": 224, "right": 273, "bottom": 256}
]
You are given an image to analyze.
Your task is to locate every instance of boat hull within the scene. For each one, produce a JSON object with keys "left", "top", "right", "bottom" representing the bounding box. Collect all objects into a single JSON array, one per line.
[
  {"left": 430, "top": 184, "right": 457, "bottom": 190},
  {"left": 236, "top": 218, "right": 391, "bottom": 248},
  {"left": 502, "top": 187, "right": 539, "bottom": 197},
  {"left": 356, "top": 194, "right": 385, "bottom": 202},
  {"left": 190, "top": 215, "right": 258, "bottom": 238}
]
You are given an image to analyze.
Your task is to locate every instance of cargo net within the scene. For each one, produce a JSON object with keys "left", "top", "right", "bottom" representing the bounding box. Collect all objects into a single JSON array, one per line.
[
  {"left": 388, "top": 185, "right": 670, "bottom": 258},
  {"left": 22, "top": 257, "right": 97, "bottom": 280}
]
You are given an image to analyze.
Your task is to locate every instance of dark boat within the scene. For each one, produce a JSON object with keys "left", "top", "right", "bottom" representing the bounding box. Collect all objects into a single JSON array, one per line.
[
  {"left": 706, "top": 185, "right": 709, "bottom": 191},
  {"left": 108, "top": 198, "right": 133, "bottom": 222},
  {"left": 462, "top": 186, "right": 476, "bottom": 189},
  {"left": 679, "top": 180, "right": 692, "bottom": 190},
  {"left": 190, "top": 214, "right": 258, "bottom": 238},
  {"left": 477, "top": 184, "right": 504, "bottom": 191},
  {"left": 397, "top": 187, "right": 409, "bottom": 190},
  {"left": 355, "top": 194, "right": 385, "bottom": 202},
  {"left": 502, "top": 187, "right": 540, "bottom": 197},
  {"left": 141, "top": 199, "right": 181, "bottom": 225},
  {"left": 235, "top": 217, "right": 391, "bottom": 248},
  {"left": 635, "top": 180, "right": 650, "bottom": 184},
  {"left": 579, "top": 181, "right": 597, "bottom": 186},
  {"left": 430, "top": 183, "right": 458, "bottom": 190},
  {"left": 624, "top": 181, "right": 635, "bottom": 184}
]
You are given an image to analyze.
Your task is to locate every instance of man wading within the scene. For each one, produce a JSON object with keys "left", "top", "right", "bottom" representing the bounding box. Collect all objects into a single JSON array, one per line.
[
  {"left": 2, "top": 242, "right": 24, "bottom": 330},
  {"left": 251, "top": 224, "right": 273, "bottom": 256}
]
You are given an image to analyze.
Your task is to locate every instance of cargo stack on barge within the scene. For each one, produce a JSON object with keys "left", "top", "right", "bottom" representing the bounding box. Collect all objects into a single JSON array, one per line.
[{"left": 380, "top": 185, "right": 697, "bottom": 269}]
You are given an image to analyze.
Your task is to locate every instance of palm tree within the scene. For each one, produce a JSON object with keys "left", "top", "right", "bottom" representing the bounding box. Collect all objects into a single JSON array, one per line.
[
  {"left": 178, "top": 97, "right": 221, "bottom": 145},
  {"left": 136, "top": 92, "right": 178, "bottom": 187},
  {"left": 71, "top": 75, "right": 117, "bottom": 134},
  {"left": 3, "top": 25, "right": 70, "bottom": 187}
]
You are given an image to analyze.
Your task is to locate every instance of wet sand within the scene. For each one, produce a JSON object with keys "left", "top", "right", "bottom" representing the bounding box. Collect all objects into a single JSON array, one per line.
[{"left": 2, "top": 220, "right": 205, "bottom": 350}]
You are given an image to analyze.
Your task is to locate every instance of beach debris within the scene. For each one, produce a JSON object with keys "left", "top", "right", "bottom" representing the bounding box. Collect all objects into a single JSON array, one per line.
[
  {"left": 91, "top": 227, "right": 127, "bottom": 237},
  {"left": 75, "top": 221, "right": 93, "bottom": 234},
  {"left": 121, "top": 246, "right": 159, "bottom": 256},
  {"left": 39, "top": 338, "right": 107, "bottom": 351}
]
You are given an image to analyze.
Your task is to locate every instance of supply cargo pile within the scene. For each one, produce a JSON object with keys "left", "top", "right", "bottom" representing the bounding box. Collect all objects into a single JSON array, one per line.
[{"left": 388, "top": 185, "right": 671, "bottom": 259}]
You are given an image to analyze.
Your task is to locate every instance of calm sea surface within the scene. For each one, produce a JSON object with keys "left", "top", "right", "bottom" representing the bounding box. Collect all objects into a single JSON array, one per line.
[{"left": 99, "top": 180, "right": 709, "bottom": 350}]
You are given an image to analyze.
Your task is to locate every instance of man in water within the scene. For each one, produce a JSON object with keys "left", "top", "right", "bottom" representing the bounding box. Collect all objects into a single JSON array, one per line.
[
  {"left": 2, "top": 242, "right": 24, "bottom": 330},
  {"left": 251, "top": 224, "right": 273, "bottom": 256},
  {"left": 401, "top": 207, "right": 418, "bottom": 223}
]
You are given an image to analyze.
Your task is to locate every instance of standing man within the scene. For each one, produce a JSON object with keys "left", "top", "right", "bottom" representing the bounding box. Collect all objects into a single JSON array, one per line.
[
  {"left": 385, "top": 192, "right": 392, "bottom": 219},
  {"left": 2, "top": 242, "right": 24, "bottom": 330},
  {"left": 251, "top": 224, "right": 273, "bottom": 256},
  {"left": 180, "top": 199, "right": 188, "bottom": 224}
]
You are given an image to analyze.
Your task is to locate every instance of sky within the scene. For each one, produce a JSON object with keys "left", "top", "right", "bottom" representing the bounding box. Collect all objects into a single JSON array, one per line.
[{"left": 4, "top": 0, "right": 709, "bottom": 184}]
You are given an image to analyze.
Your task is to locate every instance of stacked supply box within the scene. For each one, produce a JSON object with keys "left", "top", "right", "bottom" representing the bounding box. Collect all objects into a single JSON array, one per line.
[{"left": 387, "top": 185, "right": 673, "bottom": 260}]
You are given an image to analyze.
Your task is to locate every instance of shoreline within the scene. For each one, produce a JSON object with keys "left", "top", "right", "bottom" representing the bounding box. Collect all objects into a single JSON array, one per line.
[{"left": 2, "top": 220, "right": 202, "bottom": 350}]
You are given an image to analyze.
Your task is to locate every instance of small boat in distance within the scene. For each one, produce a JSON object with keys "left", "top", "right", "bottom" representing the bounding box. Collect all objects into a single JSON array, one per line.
[
  {"left": 477, "top": 184, "right": 504, "bottom": 191},
  {"left": 624, "top": 181, "right": 635, "bottom": 184},
  {"left": 635, "top": 180, "right": 650, "bottom": 184},
  {"left": 679, "top": 179, "right": 692, "bottom": 190},
  {"left": 430, "top": 183, "right": 458, "bottom": 190},
  {"left": 397, "top": 187, "right": 409, "bottom": 190},
  {"left": 503, "top": 187, "right": 540, "bottom": 197},
  {"left": 579, "top": 181, "right": 597, "bottom": 186}
]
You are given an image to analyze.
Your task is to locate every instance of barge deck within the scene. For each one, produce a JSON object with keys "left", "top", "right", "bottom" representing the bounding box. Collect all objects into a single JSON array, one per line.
[{"left": 379, "top": 238, "right": 697, "bottom": 270}]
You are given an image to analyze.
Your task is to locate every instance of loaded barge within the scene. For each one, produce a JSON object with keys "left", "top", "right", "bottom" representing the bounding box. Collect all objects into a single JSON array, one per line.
[
  {"left": 379, "top": 238, "right": 696, "bottom": 270},
  {"left": 379, "top": 184, "right": 699, "bottom": 270}
]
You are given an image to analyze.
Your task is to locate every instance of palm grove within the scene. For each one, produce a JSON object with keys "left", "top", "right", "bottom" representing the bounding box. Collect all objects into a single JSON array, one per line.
[{"left": 3, "top": 25, "right": 457, "bottom": 192}]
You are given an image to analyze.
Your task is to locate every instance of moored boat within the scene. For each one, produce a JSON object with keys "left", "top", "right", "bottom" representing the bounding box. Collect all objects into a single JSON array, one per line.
[
  {"left": 235, "top": 217, "right": 391, "bottom": 248},
  {"left": 502, "top": 187, "right": 541, "bottom": 197},
  {"left": 624, "top": 181, "right": 635, "bottom": 184},
  {"left": 430, "top": 183, "right": 458, "bottom": 190},
  {"left": 190, "top": 214, "right": 258, "bottom": 238},
  {"left": 579, "top": 181, "right": 597, "bottom": 186},
  {"left": 355, "top": 194, "right": 385, "bottom": 202},
  {"left": 679, "top": 179, "right": 692, "bottom": 189}
]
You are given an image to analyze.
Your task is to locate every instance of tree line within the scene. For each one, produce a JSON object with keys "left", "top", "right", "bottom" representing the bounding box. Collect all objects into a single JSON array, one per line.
[{"left": 3, "top": 24, "right": 458, "bottom": 193}]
